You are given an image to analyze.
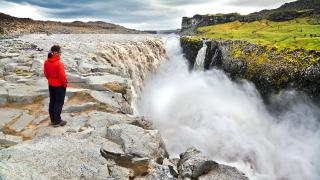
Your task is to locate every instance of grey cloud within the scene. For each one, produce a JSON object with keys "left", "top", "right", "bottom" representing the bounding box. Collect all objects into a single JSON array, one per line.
[
  {"left": 3, "top": 0, "right": 184, "bottom": 25},
  {"left": 1, "top": 0, "right": 297, "bottom": 29},
  {"left": 159, "top": 0, "right": 214, "bottom": 5}
]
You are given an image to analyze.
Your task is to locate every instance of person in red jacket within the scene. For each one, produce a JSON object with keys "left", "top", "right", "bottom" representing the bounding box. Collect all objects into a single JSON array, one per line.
[{"left": 44, "top": 45, "right": 67, "bottom": 127}]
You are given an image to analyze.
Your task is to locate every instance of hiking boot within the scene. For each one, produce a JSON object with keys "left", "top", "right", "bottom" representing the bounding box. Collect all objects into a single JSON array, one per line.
[
  {"left": 59, "top": 120, "right": 67, "bottom": 126},
  {"left": 50, "top": 120, "right": 67, "bottom": 127},
  {"left": 50, "top": 122, "right": 60, "bottom": 127}
]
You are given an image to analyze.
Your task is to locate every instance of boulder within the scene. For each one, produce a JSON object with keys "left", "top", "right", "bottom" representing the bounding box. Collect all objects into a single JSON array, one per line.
[
  {"left": 134, "top": 160, "right": 175, "bottom": 180},
  {"left": 106, "top": 123, "right": 169, "bottom": 163},
  {"left": 178, "top": 148, "right": 248, "bottom": 180},
  {"left": 0, "top": 136, "right": 111, "bottom": 180}
]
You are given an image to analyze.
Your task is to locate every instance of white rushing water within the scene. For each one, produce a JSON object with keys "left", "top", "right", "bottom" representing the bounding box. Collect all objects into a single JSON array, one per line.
[
  {"left": 194, "top": 41, "right": 207, "bottom": 71},
  {"left": 137, "top": 36, "right": 320, "bottom": 180}
]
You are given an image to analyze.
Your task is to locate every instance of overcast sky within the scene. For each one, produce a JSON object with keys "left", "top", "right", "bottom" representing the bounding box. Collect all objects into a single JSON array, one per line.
[{"left": 0, "top": 0, "right": 296, "bottom": 30}]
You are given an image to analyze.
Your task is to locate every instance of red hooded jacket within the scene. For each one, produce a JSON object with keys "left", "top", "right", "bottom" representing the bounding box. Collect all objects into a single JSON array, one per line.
[{"left": 44, "top": 53, "right": 68, "bottom": 88}]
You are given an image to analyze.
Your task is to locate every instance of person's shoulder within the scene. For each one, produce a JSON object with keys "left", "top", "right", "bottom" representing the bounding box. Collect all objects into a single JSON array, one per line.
[{"left": 57, "top": 60, "right": 65, "bottom": 68}]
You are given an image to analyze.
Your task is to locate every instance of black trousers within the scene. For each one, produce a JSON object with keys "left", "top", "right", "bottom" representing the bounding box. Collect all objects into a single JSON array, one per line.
[{"left": 49, "top": 86, "right": 66, "bottom": 124}]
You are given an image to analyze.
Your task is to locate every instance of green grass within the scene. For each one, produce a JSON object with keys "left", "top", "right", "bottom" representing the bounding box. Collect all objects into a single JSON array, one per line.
[{"left": 197, "top": 18, "right": 320, "bottom": 50}]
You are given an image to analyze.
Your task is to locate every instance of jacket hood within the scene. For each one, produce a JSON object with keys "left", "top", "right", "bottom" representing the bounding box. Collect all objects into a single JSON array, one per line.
[{"left": 48, "top": 54, "right": 60, "bottom": 62}]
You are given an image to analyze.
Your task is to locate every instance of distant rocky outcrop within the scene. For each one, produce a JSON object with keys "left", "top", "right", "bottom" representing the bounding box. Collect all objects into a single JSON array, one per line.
[
  {"left": 181, "top": 0, "right": 320, "bottom": 34},
  {"left": 0, "top": 12, "right": 142, "bottom": 37}
]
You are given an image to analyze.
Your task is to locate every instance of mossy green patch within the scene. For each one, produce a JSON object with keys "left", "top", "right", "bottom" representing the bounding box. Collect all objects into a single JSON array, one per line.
[
  {"left": 180, "top": 36, "right": 202, "bottom": 43},
  {"left": 197, "top": 18, "right": 320, "bottom": 51}
]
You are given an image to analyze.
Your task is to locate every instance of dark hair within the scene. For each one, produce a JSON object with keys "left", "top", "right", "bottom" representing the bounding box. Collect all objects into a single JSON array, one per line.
[
  {"left": 48, "top": 45, "right": 61, "bottom": 58},
  {"left": 51, "top": 45, "right": 61, "bottom": 53}
]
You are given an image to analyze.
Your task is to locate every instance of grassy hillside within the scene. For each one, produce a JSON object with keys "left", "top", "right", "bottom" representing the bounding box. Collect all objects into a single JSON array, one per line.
[{"left": 197, "top": 17, "right": 320, "bottom": 50}]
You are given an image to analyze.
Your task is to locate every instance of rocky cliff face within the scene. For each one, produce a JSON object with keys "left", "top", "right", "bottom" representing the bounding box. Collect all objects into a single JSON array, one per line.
[
  {"left": 0, "top": 34, "right": 248, "bottom": 179},
  {"left": 180, "top": 37, "right": 320, "bottom": 100},
  {"left": 0, "top": 12, "right": 141, "bottom": 37}
]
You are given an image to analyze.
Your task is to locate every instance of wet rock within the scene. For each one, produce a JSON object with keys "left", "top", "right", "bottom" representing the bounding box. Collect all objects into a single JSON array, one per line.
[
  {"left": 180, "top": 37, "right": 203, "bottom": 69},
  {"left": 181, "top": 38, "right": 320, "bottom": 99},
  {"left": 106, "top": 123, "right": 169, "bottom": 163},
  {"left": 178, "top": 148, "right": 248, "bottom": 180},
  {"left": 163, "top": 158, "right": 179, "bottom": 178},
  {"left": 0, "top": 136, "right": 111, "bottom": 179}
]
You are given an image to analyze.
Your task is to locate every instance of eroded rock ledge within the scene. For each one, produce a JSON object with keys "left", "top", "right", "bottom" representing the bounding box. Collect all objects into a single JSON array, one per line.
[{"left": 180, "top": 36, "right": 320, "bottom": 100}]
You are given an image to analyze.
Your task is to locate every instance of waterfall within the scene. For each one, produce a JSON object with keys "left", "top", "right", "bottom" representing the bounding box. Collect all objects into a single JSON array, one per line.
[
  {"left": 137, "top": 36, "right": 320, "bottom": 180},
  {"left": 19, "top": 34, "right": 167, "bottom": 93},
  {"left": 194, "top": 41, "right": 207, "bottom": 71}
]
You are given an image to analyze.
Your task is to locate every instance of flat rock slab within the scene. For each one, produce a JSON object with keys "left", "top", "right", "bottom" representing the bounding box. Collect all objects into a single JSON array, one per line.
[
  {"left": 0, "top": 136, "right": 111, "bottom": 179},
  {"left": 90, "top": 90, "right": 122, "bottom": 109},
  {"left": 63, "top": 102, "right": 97, "bottom": 113},
  {"left": 0, "top": 132, "right": 23, "bottom": 149},
  {"left": 0, "top": 86, "right": 8, "bottom": 105},
  {"left": 10, "top": 113, "right": 34, "bottom": 132},
  {"left": 31, "top": 115, "right": 49, "bottom": 125},
  {"left": 85, "top": 75, "right": 129, "bottom": 93},
  {"left": 0, "top": 108, "right": 23, "bottom": 129},
  {"left": 6, "top": 84, "right": 47, "bottom": 104},
  {"left": 66, "top": 88, "right": 90, "bottom": 97},
  {"left": 66, "top": 73, "right": 87, "bottom": 83}
]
